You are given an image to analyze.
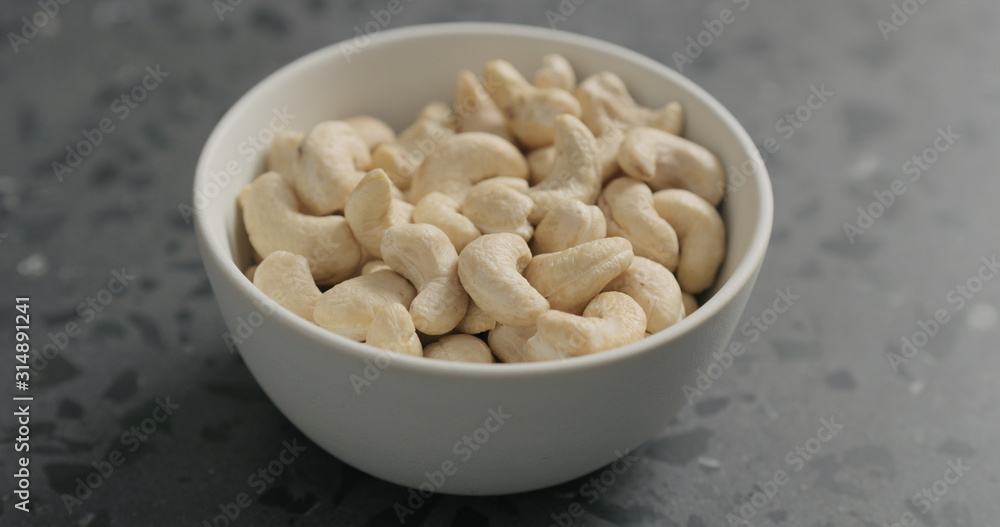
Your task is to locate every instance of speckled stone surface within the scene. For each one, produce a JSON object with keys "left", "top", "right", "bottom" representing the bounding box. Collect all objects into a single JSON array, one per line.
[{"left": 2, "top": 1, "right": 998, "bottom": 525}]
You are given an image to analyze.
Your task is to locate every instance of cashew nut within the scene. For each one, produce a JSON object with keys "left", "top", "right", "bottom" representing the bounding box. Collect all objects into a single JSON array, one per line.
[
  {"left": 409, "top": 132, "right": 529, "bottom": 204},
  {"left": 366, "top": 303, "right": 422, "bottom": 357},
  {"left": 266, "top": 130, "right": 303, "bottom": 179},
  {"left": 238, "top": 172, "right": 362, "bottom": 284},
  {"left": 455, "top": 298, "right": 497, "bottom": 335},
  {"left": 457, "top": 233, "right": 550, "bottom": 327},
  {"left": 526, "top": 114, "right": 601, "bottom": 223},
  {"left": 576, "top": 72, "right": 684, "bottom": 136},
  {"left": 488, "top": 324, "right": 540, "bottom": 363},
  {"left": 344, "top": 169, "right": 414, "bottom": 258},
  {"left": 345, "top": 115, "right": 397, "bottom": 151},
  {"left": 252, "top": 251, "right": 322, "bottom": 322},
  {"left": 463, "top": 178, "right": 534, "bottom": 241},
  {"left": 527, "top": 126, "right": 625, "bottom": 184},
  {"left": 526, "top": 291, "right": 646, "bottom": 359},
  {"left": 617, "top": 127, "right": 725, "bottom": 206},
  {"left": 532, "top": 54, "right": 576, "bottom": 91},
  {"left": 483, "top": 59, "right": 582, "bottom": 149},
  {"left": 682, "top": 293, "right": 699, "bottom": 317},
  {"left": 531, "top": 200, "right": 607, "bottom": 254},
  {"left": 652, "top": 188, "right": 726, "bottom": 294},
  {"left": 453, "top": 70, "right": 513, "bottom": 142},
  {"left": 380, "top": 223, "right": 468, "bottom": 335},
  {"left": 244, "top": 264, "right": 257, "bottom": 282},
  {"left": 524, "top": 237, "right": 633, "bottom": 314},
  {"left": 423, "top": 334, "right": 494, "bottom": 363},
  {"left": 412, "top": 192, "right": 481, "bottom": 254},
  {"left": 371, "top": 102, "right": 457, "bottom": 189},
  {"left": 313, "top": 269, "right": 417, "bottom": 341},
  {"left": 361, "top": 259, "right": 392, "bottom": 275},
  {"left": 293, "top": 120, "right": 371, "bottom": 215},
  {"left": 599, "top": 176, "right": 679, "bottom": 271},
  {"left": 604, "top": 256, "right": 684, "bottom": 333}
]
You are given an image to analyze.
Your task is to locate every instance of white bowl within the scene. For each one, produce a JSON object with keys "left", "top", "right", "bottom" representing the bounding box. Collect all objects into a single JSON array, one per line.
[{"left": 194, "top": 22, "right": 772, "bottom": 495}]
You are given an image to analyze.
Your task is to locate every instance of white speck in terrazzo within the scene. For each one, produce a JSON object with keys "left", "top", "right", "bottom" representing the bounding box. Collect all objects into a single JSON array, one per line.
[
  {"left": 697, "top": 456, "right": 720, "bottom": 469},
  {"left": 965, "top": 303, "right": 998, "bottom": 331},
  {"left": 848, "top": 152, "right": 881, "bottom": 180},
  {"left": 17, "top": 253, "right": 49, "bottom": 277}
]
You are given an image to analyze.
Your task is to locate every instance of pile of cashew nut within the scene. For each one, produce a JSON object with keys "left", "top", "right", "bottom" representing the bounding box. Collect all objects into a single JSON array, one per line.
[{"left": 239, "top": 55, "right": 727, "bottom": 364}]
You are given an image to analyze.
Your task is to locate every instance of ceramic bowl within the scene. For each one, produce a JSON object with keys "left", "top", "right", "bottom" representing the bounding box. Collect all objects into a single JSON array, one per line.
[{"left": 194, "top": 22, "right": 772, "bottom": 495}]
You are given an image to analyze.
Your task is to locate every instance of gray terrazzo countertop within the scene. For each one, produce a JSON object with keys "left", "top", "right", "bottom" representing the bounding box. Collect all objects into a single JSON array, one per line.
[{"left": 2, "top": 1, "right": 998, "bottom": 525}]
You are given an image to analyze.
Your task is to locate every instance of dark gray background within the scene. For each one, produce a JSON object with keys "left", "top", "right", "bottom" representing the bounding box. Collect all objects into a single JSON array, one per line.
[{"left": 2, "top": 0, "right": 997, "bottom": 525}]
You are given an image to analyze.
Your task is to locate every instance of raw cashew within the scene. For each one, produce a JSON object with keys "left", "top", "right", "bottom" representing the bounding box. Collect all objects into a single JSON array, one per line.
[
  {"left": 345, "top": 115, "right": 396, "bottom": 151},
  {"left": 313, "top": 270, "right": 417, "bottom": 341},
  {"left": 483, "top": 59, "right": 582, "bottom": 149},
  {"left": 525, "top": 237, "right": 633, "bottom": 313},
  {"left": 266, "top": 131, "right": 303, "bottom": 179},
  {"left": 526, "top": 114, "right": 601, "bottom": 223},
  {"left": 409, "top": 132, "right": 529, "bottom": 204},
  {"left": 531, "top": 200, "right": 607, "bottom": 254},
  {"left": 344, "top": 169, "right": 414, "bottom": 258},
  {"left": 526, "top": 291, "right": 646, "bottom": 359},
  {"left": 367, "top": 303, "right": 422, "bottom": 357},
  {"left": 371, "top": 102, "right": 457, "bottom": 189},
  {"left": 293, "top": 120, "right": 371, "bottom": 215},
  {"left": 457, "top": 233, "right": 550, "bottom": 327},
  {"left": 527, "top": 147, "right": 558, "bottom": 185},
  {"left": 604, "top": 256, "right": 684, "bottom": 333},
  {"left": 423, "top": 334, "right": 494, "bottom": 363},
  {"left": 576, "top": 72, "right": 684, "bottom": 136},
  {"left": 456, "top": 299, "right": 497, "bottom": 334},
  {"left": 253, "top": 251, "right": 322, "bottom": 322},
  {"left": 533, "top": 54, "right": 576, "bottom": 91},
  {"left": 618, "top": 127, "right": 725, "bottom": 206},
  {"left": 412, "top": 192, "right": 481, "bottom": 254},
  {"left": 527, "top": 126, "right": 625, "bottom": 184},
  {"left": 463, "top": 178, "right": 534, "bottom": 241},
  {"left": 244, "top": 264, "right": 257, "bottom": 282},
  {"left": 454, "top": 70, "right": 513, "bottom": 141},
  {"left": 380, "top": 223, "right": 468, "bottom": 335},
  {"left": 682, "top": 293, "right": 699, "bottom": 317},
  {"left": 238, "top": 172, "right": 362, "bottom": 284},
  {"left": 488, "top": 324, "right": 541, "bottom": 363},
  {"left": 361, "top": 259, "right": 392, "bottom": 275},
  {"left": 599, "top": 176, "right": 679, "bottom": 271},
  {"left": 653, "top": 189, "right": 726, "bottom": 294}
]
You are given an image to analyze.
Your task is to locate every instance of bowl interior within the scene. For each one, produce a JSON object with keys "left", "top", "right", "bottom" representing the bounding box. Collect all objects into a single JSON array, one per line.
[{"left": 194, "top": 23, "right": 772, "bottom": 370}]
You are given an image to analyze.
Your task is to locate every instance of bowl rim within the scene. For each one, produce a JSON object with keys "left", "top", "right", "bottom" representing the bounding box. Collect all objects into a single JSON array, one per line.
[{"left": 194, "top": 21, "right": 774, "bottom": 379}]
